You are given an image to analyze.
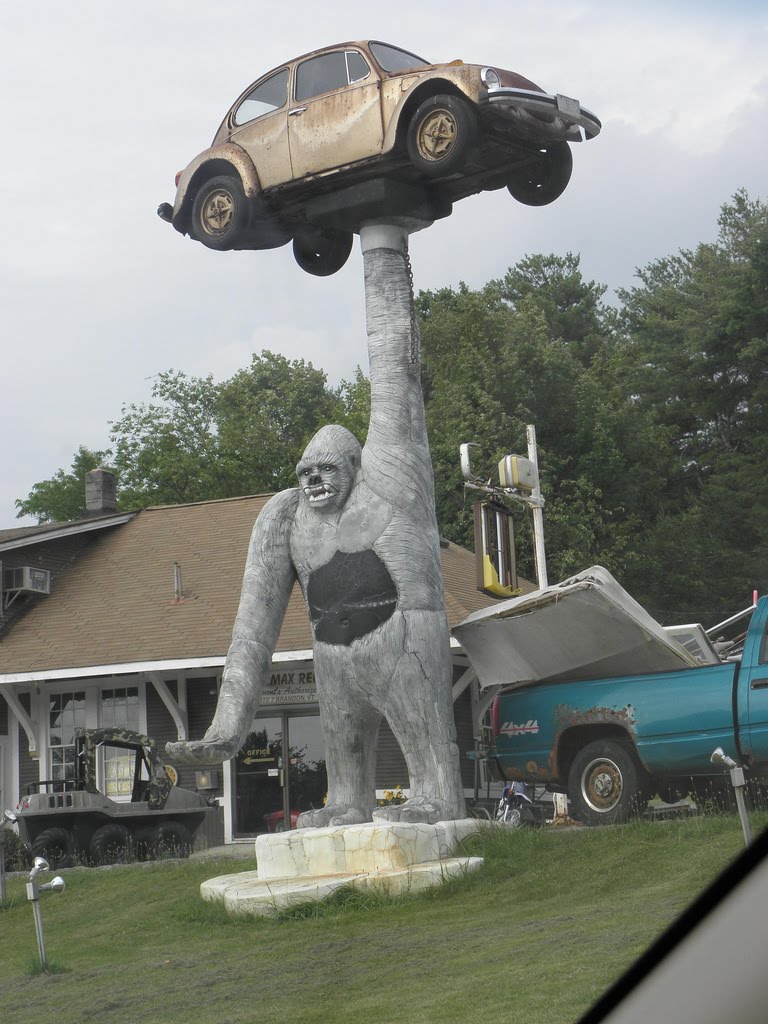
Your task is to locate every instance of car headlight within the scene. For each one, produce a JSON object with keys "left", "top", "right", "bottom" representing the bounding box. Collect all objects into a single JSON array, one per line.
[{"left": 481, "top": 67, "right": 501, "bottom": 90}]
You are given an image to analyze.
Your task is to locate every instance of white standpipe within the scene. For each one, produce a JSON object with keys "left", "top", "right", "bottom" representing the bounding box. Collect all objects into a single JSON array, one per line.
[{"left": 526, "top": 424, "right": 548, "bottom": 589}]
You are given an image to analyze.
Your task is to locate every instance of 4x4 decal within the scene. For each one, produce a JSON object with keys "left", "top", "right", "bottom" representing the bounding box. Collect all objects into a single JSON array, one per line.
[{"left": 499, "top": 719, "right": 539, "bottom": 736}]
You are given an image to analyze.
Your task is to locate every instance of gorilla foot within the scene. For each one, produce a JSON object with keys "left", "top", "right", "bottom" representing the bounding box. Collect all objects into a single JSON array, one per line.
[
  {"left": 372, "top": 796, "right": 448, "bottom": 825},
  {"left": 296, "top": 805, "right": 371, "bottom": 828}
]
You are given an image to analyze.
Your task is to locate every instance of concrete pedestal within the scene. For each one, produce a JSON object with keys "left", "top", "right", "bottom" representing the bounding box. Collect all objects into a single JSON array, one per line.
[{"left": 201, "top": 819, "right": 484, "bottom": 916}]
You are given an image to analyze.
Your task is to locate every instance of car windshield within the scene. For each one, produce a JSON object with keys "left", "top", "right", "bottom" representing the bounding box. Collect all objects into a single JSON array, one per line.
[{"left": 369, "top": 42, "right": 430, "bottom": 73}]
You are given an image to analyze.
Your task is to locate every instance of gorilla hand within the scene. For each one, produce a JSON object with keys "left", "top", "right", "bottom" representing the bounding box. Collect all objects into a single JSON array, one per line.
[
  {"left": 166, "top": 730, "right": 241, "bottom": 765},
  {"left": 165, "top": 649, "right": 262, "bottom": 765}
]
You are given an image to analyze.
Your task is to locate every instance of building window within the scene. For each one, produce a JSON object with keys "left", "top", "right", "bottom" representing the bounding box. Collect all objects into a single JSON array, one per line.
[
  {"left": 101, "top": 688, "right": 140, "bottom": 798},
  {"left": 48, "top": 691, "right": 86, "bottom": 783}
]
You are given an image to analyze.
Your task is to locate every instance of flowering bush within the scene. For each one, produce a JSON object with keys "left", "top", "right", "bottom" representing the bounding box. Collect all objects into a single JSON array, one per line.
[{"left": 377, "top": 785, "right": 406, "bottom": 806}]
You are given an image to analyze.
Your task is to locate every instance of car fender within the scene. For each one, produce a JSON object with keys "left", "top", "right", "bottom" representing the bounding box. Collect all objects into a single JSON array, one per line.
[
  {"left": 381, "top": 66, "right": 482, "bottom": 154},
  {"left": 173, "top": 143, "right": 262, "bottom": 224}
]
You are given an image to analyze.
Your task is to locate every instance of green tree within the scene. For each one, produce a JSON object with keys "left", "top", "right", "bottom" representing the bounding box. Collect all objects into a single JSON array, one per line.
[
  {"left": 17, "top": 352, "right": 368, "bottom": 521},
  {"left": 417, "top": 261, "right": 670, "bottom": 586},
  {"left": 494, "top": 252, "right": 616, "bottom": 366},
  {"left": 418, "top": 283, "right": 519, "bottom": 550},
  {"left": 15, "top": 446, "right": 114, "bottom": 523},
  {"left": 617, "top": 190, "right": 768, "bottom": 621}
]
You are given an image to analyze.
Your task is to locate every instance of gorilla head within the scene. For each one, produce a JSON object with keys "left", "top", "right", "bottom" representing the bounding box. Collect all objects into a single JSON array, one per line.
[{"left": 296, "top": 424, "right": 362, "bottom": 514}]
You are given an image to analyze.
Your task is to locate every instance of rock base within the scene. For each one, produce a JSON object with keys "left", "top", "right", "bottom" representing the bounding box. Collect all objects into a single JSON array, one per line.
[{"left": 201, "top": 819, "right": 484, "bottom": 916}]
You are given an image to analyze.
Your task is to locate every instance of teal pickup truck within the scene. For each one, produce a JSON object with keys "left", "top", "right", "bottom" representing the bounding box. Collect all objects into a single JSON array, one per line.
[{"left": 481, "top": 596, "right": 768, "bottom": 825}]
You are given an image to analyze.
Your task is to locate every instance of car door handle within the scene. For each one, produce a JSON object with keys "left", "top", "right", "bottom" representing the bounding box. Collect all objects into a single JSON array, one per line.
[
  {"left": 751, "top": 678, "right": 768, "bottom": 690},
  {"left": 289, "top": 107, "right": 307, "bottom": 116}
]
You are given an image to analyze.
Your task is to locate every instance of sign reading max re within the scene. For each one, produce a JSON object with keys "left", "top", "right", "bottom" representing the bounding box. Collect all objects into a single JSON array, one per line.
[{"left": 259, "top": 668, "right": 317, "bottom": 706}]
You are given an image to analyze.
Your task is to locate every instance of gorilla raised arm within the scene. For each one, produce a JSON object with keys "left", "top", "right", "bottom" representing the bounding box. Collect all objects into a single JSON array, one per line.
[{"left": 168, "top": 223, "right": 466, "bottom": 825}]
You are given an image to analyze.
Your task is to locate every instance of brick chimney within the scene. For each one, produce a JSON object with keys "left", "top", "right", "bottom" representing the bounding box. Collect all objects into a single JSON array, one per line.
[{"left": 84, "top": 468, "right": 117, "bottom": 517}]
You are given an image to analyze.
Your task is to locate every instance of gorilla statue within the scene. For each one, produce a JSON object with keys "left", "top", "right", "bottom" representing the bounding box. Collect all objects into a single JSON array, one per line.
[{"left": 168, "top": 223, "right": 466, "bottom": 826}]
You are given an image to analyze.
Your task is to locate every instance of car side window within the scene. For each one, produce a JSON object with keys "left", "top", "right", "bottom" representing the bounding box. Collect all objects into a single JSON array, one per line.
[
  {"left": 234, "top": 68, "right": 289, "bottom": 126},
  {"left": 346, "top": 51, "right": 370, "bottom": 84},
  {"left": 295, "top": 51, "right": 370, "bottom": 102}
]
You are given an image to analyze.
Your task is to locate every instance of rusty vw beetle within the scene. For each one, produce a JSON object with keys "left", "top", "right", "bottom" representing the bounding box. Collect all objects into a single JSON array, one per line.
[{"left": 158, "top": 41, "right": 600, "bottom": 275}]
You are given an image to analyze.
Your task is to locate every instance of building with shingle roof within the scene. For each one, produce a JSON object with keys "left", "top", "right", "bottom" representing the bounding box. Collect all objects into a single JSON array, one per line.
[{"left": 0, "top": 489, "right": 531, "bottom": 842}]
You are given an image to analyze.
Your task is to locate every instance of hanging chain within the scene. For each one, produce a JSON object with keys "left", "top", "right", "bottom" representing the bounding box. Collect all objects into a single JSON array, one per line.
[{"left": 404, "top": 246, "right": 420, "bottom": 366}]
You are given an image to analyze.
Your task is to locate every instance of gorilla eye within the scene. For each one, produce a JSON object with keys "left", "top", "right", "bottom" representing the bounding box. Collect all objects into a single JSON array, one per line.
[{"left": 322, "top": 464, "right": 335, "bottom": 472}]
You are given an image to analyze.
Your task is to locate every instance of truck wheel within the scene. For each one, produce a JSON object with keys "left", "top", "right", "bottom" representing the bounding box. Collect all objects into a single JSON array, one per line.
[
  {"left": 31, "top": 827, "right": 75, "bottom": 869},
  {"left": 89, "top": 823, "right": 134, "bottom": 866},
  {"left": 567, "top": 739, "right": 646, "bottom": 826},
  {"left": 150, "top": 822, "right": 192, "bottom": 859}
]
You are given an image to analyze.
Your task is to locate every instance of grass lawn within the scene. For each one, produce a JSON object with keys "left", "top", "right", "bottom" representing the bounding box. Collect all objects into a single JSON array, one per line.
[{"left": 0, "top": 814, "right": 760, "bottom": 1024}]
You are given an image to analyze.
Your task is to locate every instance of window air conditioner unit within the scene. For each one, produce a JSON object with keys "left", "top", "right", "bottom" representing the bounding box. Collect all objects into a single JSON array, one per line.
[{"left": 3, "top": 566, "right": 51, "bottom": 595}]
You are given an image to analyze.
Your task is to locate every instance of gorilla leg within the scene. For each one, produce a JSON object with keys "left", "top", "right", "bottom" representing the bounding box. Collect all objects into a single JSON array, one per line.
[
  {"left": 297, "top": 647, "right": 381, "bottom": 827},
  {"left": 374, "top": 610, "right": 466, "bottom": 824}
]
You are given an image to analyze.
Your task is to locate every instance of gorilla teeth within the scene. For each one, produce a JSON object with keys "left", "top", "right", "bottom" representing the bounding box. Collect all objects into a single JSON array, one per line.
[{"left": 307, "top": 487, "right": 333, "bottom": 503}]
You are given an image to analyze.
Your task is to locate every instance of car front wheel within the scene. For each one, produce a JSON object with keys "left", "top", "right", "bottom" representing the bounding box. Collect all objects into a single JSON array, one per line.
[
  {"left": 292, "top": 227, "right": 353, "bottom": 276},
  {"left": 507, "top": 142, "right": 573, "bottom": 206},
  {"left": 406, "top": 94, "right": 477, "bottom": 178},
  {"left": 191, "top": 175, "right": 250, "bottom": 250}
]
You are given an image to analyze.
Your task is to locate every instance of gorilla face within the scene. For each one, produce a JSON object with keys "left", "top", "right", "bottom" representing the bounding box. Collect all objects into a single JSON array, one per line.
[
  {"left": 297, "top": 458, "right": 353, "bottom": 512},
  {"left": 296, "top": 425, "right": 361, "bottom": 515}
]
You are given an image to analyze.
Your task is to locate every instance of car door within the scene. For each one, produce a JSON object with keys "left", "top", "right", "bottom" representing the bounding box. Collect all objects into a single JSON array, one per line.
[
  {"left": 288, "top": 48, "right": 383, "bottom": 178},
  {"left": 228, "top": 67, "right": 293, "bottom": 189}
]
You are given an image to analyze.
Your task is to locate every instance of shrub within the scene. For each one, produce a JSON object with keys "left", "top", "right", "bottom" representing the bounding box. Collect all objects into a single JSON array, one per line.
[{"left": 2, "top": 829, "right": 25, "bottom": 872}]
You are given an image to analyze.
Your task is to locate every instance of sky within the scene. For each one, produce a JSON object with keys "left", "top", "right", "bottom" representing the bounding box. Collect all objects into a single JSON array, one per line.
[{"left": 2, "top": 0, "right": 767, "bottom": 528}]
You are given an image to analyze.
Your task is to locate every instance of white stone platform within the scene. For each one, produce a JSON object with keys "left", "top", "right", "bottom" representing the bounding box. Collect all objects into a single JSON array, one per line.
[{"left": 201, "top": 819, "right": 484, "bottom": 916}]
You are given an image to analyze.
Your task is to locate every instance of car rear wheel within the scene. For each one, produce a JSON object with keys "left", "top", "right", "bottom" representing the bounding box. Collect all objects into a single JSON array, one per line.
[
  {"left": 31, "top": 827, "right": 75, "bottom": 869},
  {"left": 292, "top": 227, "right": 353, "bottom": 277},
  {"left": 406, "top": 94, "right": 477, "bottom": 177},
  {"left": 191, "top": 175, "right": 250, "bottom": 250},
  {"left": 507, "top": 142, "right": 573, "bottom": 206},
  {"left": 567, "top": 738, "right": 647, "bottom": 826}
]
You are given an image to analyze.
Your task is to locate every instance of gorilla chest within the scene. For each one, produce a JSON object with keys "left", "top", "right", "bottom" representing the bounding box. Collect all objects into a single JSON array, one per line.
[
  {"left": 291, "top": 487, "right": 397, "bottom": 646},
  {"left": 305, "top": 549, "right": 398, "bottom": 646}
]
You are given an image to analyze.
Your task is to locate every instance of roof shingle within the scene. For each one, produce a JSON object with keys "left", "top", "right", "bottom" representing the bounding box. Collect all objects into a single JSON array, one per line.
[{"left": 0, "top": 494, "right": 531, "bottom": 674}]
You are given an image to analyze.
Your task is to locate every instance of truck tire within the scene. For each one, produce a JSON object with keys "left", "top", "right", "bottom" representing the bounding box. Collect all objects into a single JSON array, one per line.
[
  {"left": 567, "top": 738, "right": 647, "bottom": 826},
  {"left": 89, "top": 823, "right": 134, "bottom": 865},
  {"left": 31, "top": 827, "right": 75, "bottom": 869},
  {"left": 150, "top": 822, "right": 192, "bottom": 859}
]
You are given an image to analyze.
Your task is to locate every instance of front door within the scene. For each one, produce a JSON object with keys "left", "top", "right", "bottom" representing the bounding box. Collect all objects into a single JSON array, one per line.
[
  {"left": 233, "top": 716, "right": 284, "bottom": 837},
  {"left": 233, "top": 713, "right": 327, "bottom": 836},
  {"left": 288, "top": 49, "right": 383, "bottom": 178}
]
